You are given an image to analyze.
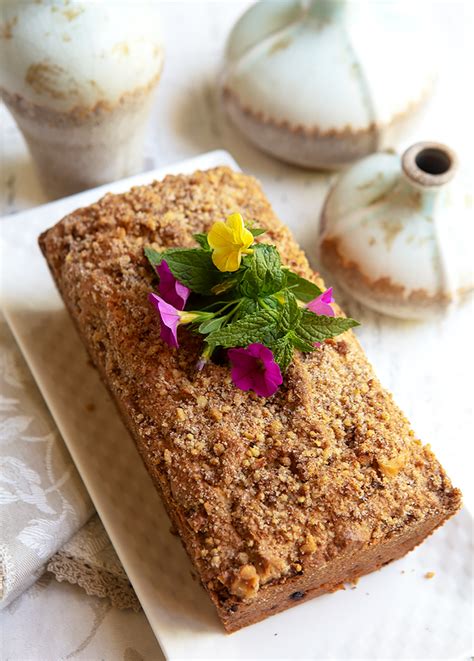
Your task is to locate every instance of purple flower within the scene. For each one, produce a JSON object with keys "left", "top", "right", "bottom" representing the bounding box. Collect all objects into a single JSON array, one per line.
[
  {"left": 149, "top": 293, "right": 199, "bottom": 348},
  {"left": 157, "top": 260, "right": 190, "bottom": 310},
  {"left": 307, "top": 288, "right": 335, "bottom": 347},
  {"left": 148, "top": 293, "right": 181, "bottom": 348},
  {"left": 306, "top": 288, "right": 335, "bottom": 317},
  {"left": 228, "top": 343, "right": 283, "bottom": 398}
]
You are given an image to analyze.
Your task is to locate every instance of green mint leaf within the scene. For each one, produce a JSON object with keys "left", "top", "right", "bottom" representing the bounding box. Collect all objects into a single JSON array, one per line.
[
  {"left": 290, "top": 334, "right": 315, "bottom": 353},
  {"left": 164, "top": 249, "right": 223, "bottom": 295},
  {"left": 296, "top": 310, "right": 359, "bottom": 345},
  {"left": 211, "top": 270, "right": 245, "bottom": 296},
  {"left": 285, "top": 270, "right": 322, "bottom": 303},
  {"left": 236, "top": 297, "right": 259, "bottom": 318},
  {"left": 278, "top": 292, "right": 301, "bottom": 332},
  {"left": 193, "top": 233, "right": 211, "bottom": 251},
  {"left": 234, "top": 296, "right": 280, "bottom": 320},
  {"left": 240, "top": 244, "right": 285, "bottom": 298},
  {"left": 250, "top": 228, "right": 266, "bottom": 237},
  {"left": 206, "top": 309, "right": 279, "bottom": 349},
  {"left": 145, "top": 246, "right": 187, "bottom": 269},
  {"left": 198, "top": 317, "right": 225, "bottom": 334},
  {"left": 272, "top": 337, "right": 294, "bottom": 373},
  {"left": 144, "top": 246, "right": 163, "bottom": 268}
]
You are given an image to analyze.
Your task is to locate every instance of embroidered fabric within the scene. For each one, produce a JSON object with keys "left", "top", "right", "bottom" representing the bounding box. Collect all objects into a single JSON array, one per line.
[{"left": 0, "top": 314, "right": 139, "bottom": 611}]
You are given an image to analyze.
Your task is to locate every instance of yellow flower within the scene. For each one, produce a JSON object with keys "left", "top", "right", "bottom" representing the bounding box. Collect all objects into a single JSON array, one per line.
[{"left": 208, "top": 213, "right": 254, "bottom": 272}]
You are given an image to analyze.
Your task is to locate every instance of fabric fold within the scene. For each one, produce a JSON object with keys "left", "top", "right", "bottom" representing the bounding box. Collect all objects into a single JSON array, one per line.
[{"left": 0, "top": 315, "right": 93, "bottom": 608}]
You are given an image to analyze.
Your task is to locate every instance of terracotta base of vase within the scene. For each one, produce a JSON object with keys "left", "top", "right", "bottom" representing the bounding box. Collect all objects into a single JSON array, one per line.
[
  {"left": 222, "top": 88, "right": 430, "bottom": 171},
  {"left": 320, "top": 233, "right": 473, "bottom": 320}
]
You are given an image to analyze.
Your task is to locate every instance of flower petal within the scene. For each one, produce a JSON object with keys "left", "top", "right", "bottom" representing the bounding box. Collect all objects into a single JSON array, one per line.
[
  {"left": 175, "top": 280, "right": 191, "bottom": 308},
  {"left": 208, "top": 221, "right": 233, "bottom": 249},
  {"left": 212, "top": 246, "right": 241, "bottom": 272},
  {"left": 160, "top": 323, "right": 179, "bottom": 348},
  {"left": 230, "top": 369, "right": 255, "bottom": 392},
  {"left": 246, "top": 343, "right": 274, "bottom": 362},
  {"left": 226, "top": 213, "right": 253, "bottom": 249},
  {"left": 307, "top": 288, "right": 335, "bottom": 317},
  {"left": 321, "top": 287, "right": 334, "bottom": 304},
  {"left": 148, "top": 293, "right": 180, "bottom": 348},
  {"left": 157, "top": 260, "right": 190, "bottom": 310},
  {"left": 263, "top": 359, "right": 283, "bottom": 386},
  {"left": 228, "top": 347, "right": 256, "bottom": 373},
  {"left": 225, "top": 213, "right": 244, "bottom": 233},
  {"left": 228, "top": 344, "right": 282, "bottom": 398},
  {"left": 252, "top": 371, "right": 280, "bottom": 398}
]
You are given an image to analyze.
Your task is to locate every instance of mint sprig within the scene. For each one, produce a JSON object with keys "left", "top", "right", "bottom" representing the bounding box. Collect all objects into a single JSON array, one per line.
[
  {"left": 240, "top": 244, "right": 285, "bottom": 298},
  {"left": 144, "top": 246, "right": 164, "bottom": 267},
  {"left": 285, "top": 270, "right": 322, "bottom": 303},
  {"left": 272, "top": 337, "right": 295, "bottom": 373},
  {"left": 193, "top": 233, "right": 211, "bottom": 251},
  {"left": 144, "top": 217, "right": 359, "bottom": 375},
  {"left": 249, "top": 227, "right": 266, "bottom": 238},
  {"left": 279, "top": 292, "right": 301, "bottom": 331},
  {"left": 297, "top": 310, "right": 358, "bottom": 345},
  {"left": 206, "top": 309, "right": 279, "bottom": 349}
]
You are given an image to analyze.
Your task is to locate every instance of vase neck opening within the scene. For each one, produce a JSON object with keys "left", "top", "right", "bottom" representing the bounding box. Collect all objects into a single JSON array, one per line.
[{"left": 402, "top": 142, "right": 457, "bottom": 189}]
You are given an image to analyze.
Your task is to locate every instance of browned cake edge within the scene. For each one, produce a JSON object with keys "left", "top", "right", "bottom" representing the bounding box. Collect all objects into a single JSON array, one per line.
[
  {"left": 38, "top": 170, "right": 462, "bottom": 633},
  {"left": 36, "top": 260, "right": 461, "bottom": 632}
]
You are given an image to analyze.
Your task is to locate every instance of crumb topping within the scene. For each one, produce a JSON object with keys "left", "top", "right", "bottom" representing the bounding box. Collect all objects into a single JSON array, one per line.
[{"left": 40, "top": 167, "right": 461, "bottom": 604}]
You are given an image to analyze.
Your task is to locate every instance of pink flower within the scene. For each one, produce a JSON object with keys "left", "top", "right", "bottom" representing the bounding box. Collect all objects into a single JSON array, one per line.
[
  {"left": 148, "top": 293, "right": 199, "bottom": 348},
  {"left": 157, "top": 260, "right": 190, "bottom": 310},
  {"left": 148, "top": 293, "right": 181, "bottom": 347},
  {"left": 306, "top": 288, "right": 335, "bottom": 317},
  {"left": 306, "top": 288, "right": 335, "bottom": 348},
  {"left": 228, "top": 343, "right": 283, "bottom": 398}
]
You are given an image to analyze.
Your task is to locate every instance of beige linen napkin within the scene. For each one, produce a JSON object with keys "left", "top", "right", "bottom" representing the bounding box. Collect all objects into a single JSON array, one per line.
[{"left": 0, "top": 314, "right": 138, "bottom": 610}]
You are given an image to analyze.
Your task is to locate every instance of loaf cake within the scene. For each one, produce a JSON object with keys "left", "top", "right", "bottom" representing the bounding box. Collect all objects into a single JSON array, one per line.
[{"left": 39, "top": 167, "right": 461, "bottom": 632}]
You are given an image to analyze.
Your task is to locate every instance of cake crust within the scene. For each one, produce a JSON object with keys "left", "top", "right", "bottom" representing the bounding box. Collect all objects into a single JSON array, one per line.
[{"left": 39, "top": 167, "right": 461, "bottom": 631}]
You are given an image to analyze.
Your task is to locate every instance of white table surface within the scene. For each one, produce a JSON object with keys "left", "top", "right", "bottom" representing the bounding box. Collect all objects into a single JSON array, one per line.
[{"left": 1, "top": 2, "right": 473, "bottom": 660}]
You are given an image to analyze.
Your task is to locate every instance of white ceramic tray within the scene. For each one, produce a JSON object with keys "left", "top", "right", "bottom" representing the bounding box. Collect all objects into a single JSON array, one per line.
[{"left": 1, "top": 151, "right": 472, "bottom": 660}]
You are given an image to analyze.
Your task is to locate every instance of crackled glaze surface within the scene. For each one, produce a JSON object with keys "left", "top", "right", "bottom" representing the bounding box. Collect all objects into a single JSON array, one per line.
[
  {"left": 0, "top": 0, "right": 164, "bottom": 112},
  {"left": 0, "top": 1, "right": 165, "bottom": 197}
]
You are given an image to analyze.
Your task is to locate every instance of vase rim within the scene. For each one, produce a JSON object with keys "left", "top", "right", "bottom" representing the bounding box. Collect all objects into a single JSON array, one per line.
[{"left": 402, "top": 141, "right": 458, "bottom": 188}]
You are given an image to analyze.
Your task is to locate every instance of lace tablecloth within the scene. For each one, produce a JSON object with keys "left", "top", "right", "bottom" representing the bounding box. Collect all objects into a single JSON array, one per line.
[{"left": 48, "top": 515, "right": 140, "bottom": 612}]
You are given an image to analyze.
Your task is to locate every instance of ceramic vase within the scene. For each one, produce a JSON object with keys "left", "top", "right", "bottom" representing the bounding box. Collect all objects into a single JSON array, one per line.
[
  {"left": 319, "top": 142, "right": 473, "bottom": 318},
  {"left": 222, "top": 0, "right": 436, "bottom": 170},
  {"left": 0, "top": 0, "right": 164, "bottom": 198}
]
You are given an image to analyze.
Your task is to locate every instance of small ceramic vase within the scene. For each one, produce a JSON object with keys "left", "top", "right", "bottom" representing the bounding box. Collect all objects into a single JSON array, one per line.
[
  {"left": 0, "top": 1, "right": 164, "bottom": 198},
  {"left": 221, "top": 0, "right": 436, "bottom": 169},
  {"left": 319, "top": 142, "right": 473, "bottom": 319}
]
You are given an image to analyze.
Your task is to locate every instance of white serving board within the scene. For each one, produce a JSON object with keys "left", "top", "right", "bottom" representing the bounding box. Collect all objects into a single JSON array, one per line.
[{"left": 0, "top": 151, "right": 472, "bottom": 660}]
